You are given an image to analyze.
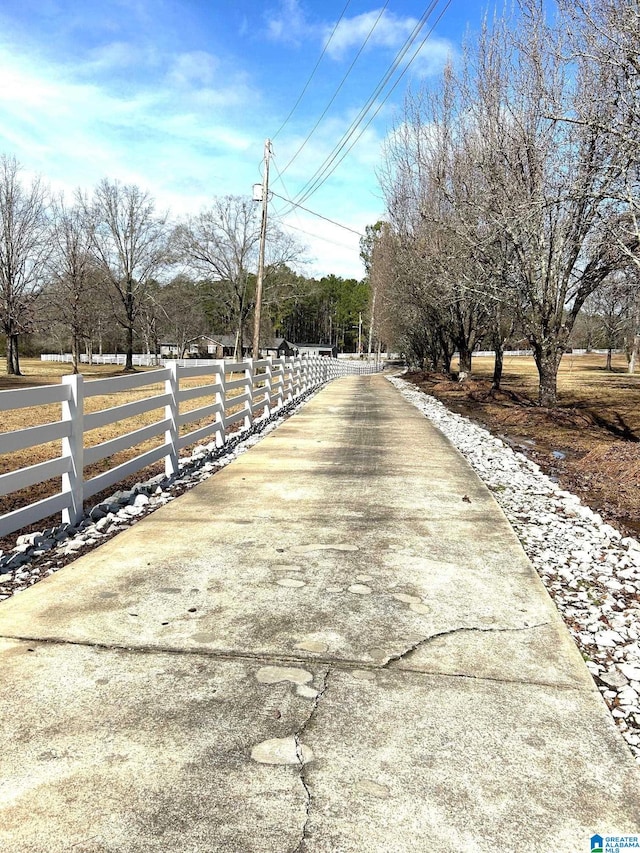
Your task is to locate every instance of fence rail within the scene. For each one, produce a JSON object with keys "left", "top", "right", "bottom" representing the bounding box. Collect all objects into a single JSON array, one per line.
[{"left": 0, "top": 355, "right": 380, "bottom": 539}]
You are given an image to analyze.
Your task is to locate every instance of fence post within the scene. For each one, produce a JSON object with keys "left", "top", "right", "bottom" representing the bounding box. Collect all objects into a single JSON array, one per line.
[
  {"left": 275, "top": 356, "right": 284, "bottom": 410},
  {"left": 164, "top": 360, "right": 179, "bottom": 477},
  {"left": 61, "top": 373, "right": 84, "bottom": 526},
  {"left": 284, "top": 356, "right": 292, "bottom": 402},
  {"left": 215, "top": 361, "right": 226, "bottom": 447},
  {"left": 264, "top": 356, "right": 273, "bottom": 418},
  {"left": 244, "top": 358, "right": 254, "bottom": 430}
]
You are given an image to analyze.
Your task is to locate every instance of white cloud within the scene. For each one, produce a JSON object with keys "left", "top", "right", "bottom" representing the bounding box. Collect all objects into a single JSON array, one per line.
[
  {"left": 167, "top": 51, "right": 220, "bottom": 88},
  {"left": 325, "top": 9, "right": 417, "bottom": 59},
  {"left": 265, "top": 0, "right": 314, "bottom": 45},
  {"left": 83, "top": 40, "right": 160, "bottom": 74},
  {"left": 324, "top": 8, "right": 454, "bottom": 76},
  {"left": 411, "top": 36, "right": 455, "bottom": 77},
  {"left": 0, "top": 42, "right": 262, "bottom": 216},
  {"left": 0, "top": 16, "right": 384, "bottom": 279}
]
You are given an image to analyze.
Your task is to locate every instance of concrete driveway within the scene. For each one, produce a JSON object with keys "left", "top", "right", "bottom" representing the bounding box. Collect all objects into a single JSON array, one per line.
[{"left": 1, "top": 375, "right": 638, "bottom": 852}]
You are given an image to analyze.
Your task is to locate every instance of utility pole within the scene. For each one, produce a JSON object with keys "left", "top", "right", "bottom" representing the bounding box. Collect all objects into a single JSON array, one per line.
[{"left": 252, "top": 139, "right": 272, "bottom": 359}]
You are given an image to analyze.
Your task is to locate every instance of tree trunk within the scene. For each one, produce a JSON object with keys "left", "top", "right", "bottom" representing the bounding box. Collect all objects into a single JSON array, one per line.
[
  {"left": 533, "top": 344, "right": 563, "bottom": 407},
  {"left": 458, "top": 344, "right": 472, "bottom": 374},
  {"left": 441, "top": 347, "right": 453, "bottom": 375},
  {"left": 125, "top": 323, "right": 134, "bottom": 371},
  {"left": 492, "top": 343, "right": 504, "bottom": 390},
  {"left": 438, "top": 329, "right": 454, "bottom": 375},
  {"left": 629, "top": 334, "right": 640, "bottom": 375},
  {"left": 606, "top": 348, "right": 612, "bottom": 371},
  {"left": 6, "top": 332, "right": 21, "bottom": 375},
  {"left": 124, "top": 281, "right": 135, "bottom": 371},
  {"left": 234, "top": 324, "right": 244, "bottom": 361},
  {"left": 71, "top": 336, "right": 81, "bottom": 374}
]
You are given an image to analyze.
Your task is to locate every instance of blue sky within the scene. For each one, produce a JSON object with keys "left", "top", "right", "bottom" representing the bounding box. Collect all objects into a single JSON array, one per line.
[{"left": 0, "top": 0, "right": 492, "bottom": 279}]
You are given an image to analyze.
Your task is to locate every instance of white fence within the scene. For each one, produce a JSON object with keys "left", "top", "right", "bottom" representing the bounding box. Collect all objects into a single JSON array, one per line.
[
  {"left": 0, "top": 355, "right": 380, "bottom": 539},
  {"left": 41, "top": 353, "right": 209, "bottom": 368}
]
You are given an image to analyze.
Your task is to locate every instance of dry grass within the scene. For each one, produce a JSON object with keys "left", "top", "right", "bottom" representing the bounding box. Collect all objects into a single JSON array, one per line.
[{"left": 409, "top": 351, "right": 640, "bottom": 534}]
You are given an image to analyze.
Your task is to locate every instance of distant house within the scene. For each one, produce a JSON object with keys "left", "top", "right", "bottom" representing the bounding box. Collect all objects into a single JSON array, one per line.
[
  {"left": 159, "top": 335, "right": 251, "bottom": 359},
  {"left": 261, "top": 338, "right": 296, "bottom": 358},
  {"left": 159, "top": 342, "right": 181, "bottom": 358},
  {"left": 294, "top": 343, "right": 338, "bottom": 358}
]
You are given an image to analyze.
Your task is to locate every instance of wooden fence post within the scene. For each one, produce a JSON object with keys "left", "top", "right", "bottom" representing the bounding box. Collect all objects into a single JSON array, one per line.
[
  {"left": 61, "top": 373, "right": 84, "bottom": 526},
  {"left": 165, "top": 360, "right": 179, "bottom": 477}
]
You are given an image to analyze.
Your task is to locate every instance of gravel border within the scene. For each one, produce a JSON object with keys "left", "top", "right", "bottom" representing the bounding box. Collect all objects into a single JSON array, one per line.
[{"left": 389, "top": 375, "right": 640, "bottom": 763}]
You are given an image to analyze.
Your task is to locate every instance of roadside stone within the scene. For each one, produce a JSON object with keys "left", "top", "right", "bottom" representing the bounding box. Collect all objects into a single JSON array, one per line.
[
  {"left": 54, "top": 526, "right": 74, "bottom": 542},
  {"left": 6, "top": 553, "right": 30, "bottom": 569},
  {"left": 122, "top": 505, "right": 143, "bottom": 517},
  {"left": 600, "top": 669, "right": 629, "bottom": 690},
  {"left": 16, "top": 533, "right": 41, "bottom": 547},
  {"left": 618, "top": 663, "right": 640, "bottom": 683}
]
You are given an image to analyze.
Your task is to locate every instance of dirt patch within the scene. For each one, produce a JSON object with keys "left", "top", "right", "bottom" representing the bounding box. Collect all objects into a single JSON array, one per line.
[{"left": 406, "top": 360, "right": 640, "bottom": 537}]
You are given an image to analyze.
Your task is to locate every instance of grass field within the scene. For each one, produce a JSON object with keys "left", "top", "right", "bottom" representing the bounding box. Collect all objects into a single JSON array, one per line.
[{"left": 409, "top": 351, "right": 640, "bottom": 535}]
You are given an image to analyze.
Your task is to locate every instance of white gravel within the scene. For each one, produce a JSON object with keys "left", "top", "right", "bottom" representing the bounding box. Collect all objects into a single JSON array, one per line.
[{"left": 389, "top": 375, "right": 640, "bottom": 763}]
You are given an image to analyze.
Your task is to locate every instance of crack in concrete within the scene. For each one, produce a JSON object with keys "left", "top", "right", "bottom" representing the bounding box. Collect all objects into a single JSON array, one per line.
[
  {"left": 382, "top": 621, "right": 552, "bottom": 668},
  {"left": 2, "top": 623, "right": 581, "bottom": 691},
  {"left": 291, "top": 666, "right": 332, "bottom": 853}
]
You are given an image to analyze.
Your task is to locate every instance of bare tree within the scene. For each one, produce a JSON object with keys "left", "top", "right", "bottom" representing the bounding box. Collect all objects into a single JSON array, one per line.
[
  {"left": 87, "top": 179, "right": 169, "bottom": 371},
  {"left": 379, "top": 2, "right": 638, "bottom": 402},
  {"left": 584, "top": 269, "right": 638, "bottom": 370},
  {"left": 559, "top": 0, "right": 640, "bottom": 372},
  {"left": 155, "top": 275, "right": 209, "bottom": 358},
  {"left": 380, "top": 76, "right": 498, "bottom": 377},
  {"left": 461, "top": 3, "right": 636, "bottom": 404},
  {"left": 45, "top": 195, "right": 98, "bottom": 373},
  {"left": 175, "top": 196, "right": 301, "bottom": 358},
  {"left": 174, "top": 197, "right": 260, "bottom": 359},
  {"left": 0, "top": 155, "right": 50, "bottom": 374}
]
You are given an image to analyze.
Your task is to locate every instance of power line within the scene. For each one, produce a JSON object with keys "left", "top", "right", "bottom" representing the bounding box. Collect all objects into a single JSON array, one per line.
[
  {"left": 269, "top": 157, "right": 361, "bottom": 248},
  {"left": 277, "top": 220, "right": 356, "bottom": 250},
  {"left": 270, "top": 190, "right": 364, "bottom": 236},
  {"left": 277, "top": 0, "right": 391, "bottom": 176},
  {"left": 271, "top": 0, "right": 353, "bottom": 142},
  {"left": 278, "top": 0, "right": 448, "bottom": 216},
  {"left": 291, "top": 0, "right": 441, "bottom": 208},
  {"left": 294, "top": 0, "right": 452, "bottom": 208}
]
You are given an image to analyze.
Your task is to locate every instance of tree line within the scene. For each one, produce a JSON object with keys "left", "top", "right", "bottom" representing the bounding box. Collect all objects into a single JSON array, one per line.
[
  {"left": 0, "top": 157, "right": 370, "bottom": 375},
  {"left": 367, "top": 0, "right": 640, "bottom": 406}
]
